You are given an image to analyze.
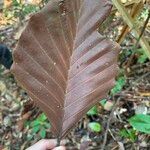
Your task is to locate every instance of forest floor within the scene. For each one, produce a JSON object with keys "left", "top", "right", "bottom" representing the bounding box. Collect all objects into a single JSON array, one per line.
[{"left": 0, "top": 0, "right": 150, "bottom": 150}]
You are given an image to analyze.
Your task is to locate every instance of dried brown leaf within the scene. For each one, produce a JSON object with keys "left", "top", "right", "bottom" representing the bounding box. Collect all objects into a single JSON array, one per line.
[{"left": 11, "top": 0, "right": 120, "bottom": 138}]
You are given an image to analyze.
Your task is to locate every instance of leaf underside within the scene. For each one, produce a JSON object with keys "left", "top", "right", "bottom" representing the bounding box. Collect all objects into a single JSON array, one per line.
[{"left": 11, "top": 0, "right": 120, "bottom": 138}]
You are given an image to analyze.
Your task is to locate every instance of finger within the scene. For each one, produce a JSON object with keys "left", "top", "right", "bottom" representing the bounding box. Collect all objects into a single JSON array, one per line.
[
  {"left": 52, "top": 146, "right": 66, "bottom": 150},
  {"left": 26, "top": 139, "right": 57, "bottom": 150}
]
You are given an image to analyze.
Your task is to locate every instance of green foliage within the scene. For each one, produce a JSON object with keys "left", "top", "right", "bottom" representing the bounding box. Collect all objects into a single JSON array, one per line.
[
  {"left": 87, "top": 99, "right": 107, "bottom": 116},
  {"left": 111, "top": 76, "right": 126, "bottom": 95},
  {"left": 136, "top": 48, "right": 148, "bottom": 63},
  {"left": 139, "top": 7, "right": 149, "bottom": 20},
  {"left": 88, "top": 122, "right": 102, "bottom": 132},
  {"left": 138, "top": 54, "right": 148, "bottom": 63},
  {"left": 20, "top": 4, "right": 38, "bottom": 16},
  {"left": 27, "top": 113, "right": 50, "bottom": 139},
  {"left": 39, "top": 129, "right": 46, "bottom": 139},
  {"left": 100, "top": 99, "right": 107, "bottom": 107},
  {"left": 87, "top": 106, "right": 98, "bottom": 115},
  {"left": 3, "top": 0, "right": 39, "bottom": 21},
  {"left": 128, "top": 114, "right": 150, "bottom": 134},
  {"left": 120, "top": 128, "right": 137, "bottom": 142}
]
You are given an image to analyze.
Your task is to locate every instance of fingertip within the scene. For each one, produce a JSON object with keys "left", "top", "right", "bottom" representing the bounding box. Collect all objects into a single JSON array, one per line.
[
  {"left": 39, "top": 139, "right": 57, "bottom": 149},
  {"left": 53, "top": 146, "right": 66, "bottom": 150}
]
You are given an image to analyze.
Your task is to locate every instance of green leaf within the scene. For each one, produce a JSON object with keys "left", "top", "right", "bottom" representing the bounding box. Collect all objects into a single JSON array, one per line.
[
  {"left": 100, "top": 99, "right": 107, "bottom": 107},
  {"left": 24, "top": 120, "right": 30, "bottom": 127},
  {"left": 23, "top": 5, "right": 38, "bottom": 16},
  {"left": 31, "top": 120, "right": 40, "bottom": 127},
  {"left": 44, "top": 123, "right": 51, "bottom": 129},
  {"left": 120, "top": 129, "right": 129, "bottom": 137},
  {"left": 136, "top": 49, "right": 148, "bottom": 63},
  {"left": 33, "top": 125, "right": 40, "bottom": 133},
  {"left": 39, "top": 129, "right": 46, "bottom": 138},
  {"left": 138, "top": 54, "right": 148, "bottom": 63},
  {"left": 87, "top": 106, "right": 98, "bottom": 115},
  {"left": 88, "top": 122, "right": 102, "bottom": 132},
  {"left": 128, "top": 114, "right": 150, "bottom": 134},
  {"left": 120, "top": 128, "right": 137, "bottom": 142},
  {"left": 111, "top": 76, "right": 126, "bottom": 94},
  {"left": 27, "top": 134, "right": 34, "bottom": 141},
  {"left": 38, "top": 113, "right": 47, "bottom": 122},
  {"left": 128, "top": 129, "right": 137, "bottom": 142}
]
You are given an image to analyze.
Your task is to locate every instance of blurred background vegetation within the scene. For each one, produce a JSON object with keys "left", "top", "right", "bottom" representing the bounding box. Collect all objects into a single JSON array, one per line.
[{"left": 0, "top": 0, "right": 150, "bottom": 149}]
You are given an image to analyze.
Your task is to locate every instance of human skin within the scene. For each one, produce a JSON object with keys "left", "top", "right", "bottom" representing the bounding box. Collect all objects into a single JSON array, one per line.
[{"left": 26, "top": 139, "right": 66, "bottom": 150}]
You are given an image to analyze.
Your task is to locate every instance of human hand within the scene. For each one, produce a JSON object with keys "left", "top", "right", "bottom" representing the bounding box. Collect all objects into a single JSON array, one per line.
[{"left": 26, "top": 139, "right": 66, "bottom": 150}]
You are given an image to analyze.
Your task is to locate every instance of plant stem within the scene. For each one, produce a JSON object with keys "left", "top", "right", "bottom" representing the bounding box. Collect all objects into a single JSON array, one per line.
[
  {"left": 135, "top": 10, "right": 150, "bottom": 48},
  {"left": 57, "top": 137, "right": 61, "bottom": 146}
]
